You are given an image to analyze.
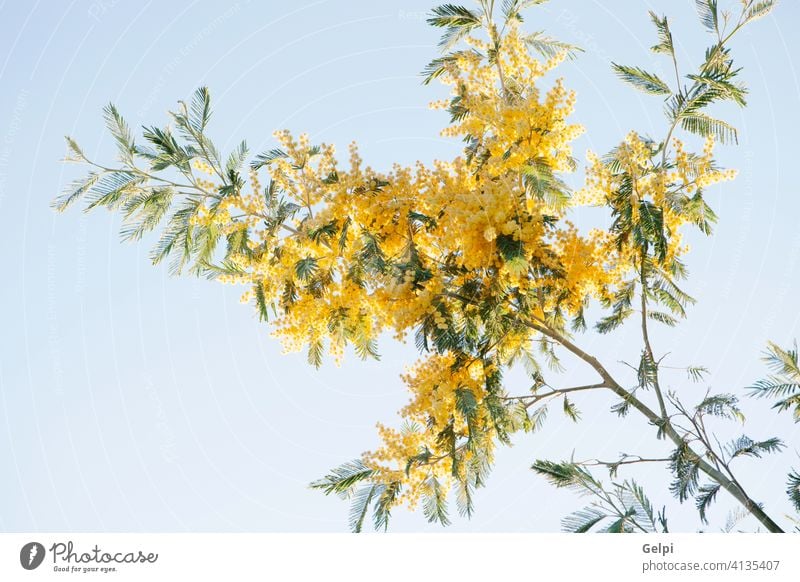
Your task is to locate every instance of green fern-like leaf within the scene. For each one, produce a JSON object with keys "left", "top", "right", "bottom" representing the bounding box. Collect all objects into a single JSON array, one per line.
[
  {"left": 787, "top": 470, "right": 800, "bottom": 514},
  {"left": 696, "top": 393, "right": 745, "bottom": 422},
  {"left": 53, "top": 171, "right": 101, "bottom": 211},
  {"left": 427, "top": 4, "right": 482, "bottom": 50},
  {"left": 310, "top": 459, "right": 375, "bottom": 497},
  {"left": 188, "top": 86, "right": 212, "bottom": 133},
  {"left": 119, "top": 187, "right": 174, "bottom": 242},
  {"left": 562, "top": 507, "right": 607, "bottom": 533},
  {"left": 103, "top": 103, "right": 135, "bottom": 164},
  {"left": 349, "top": 484, "right": 380, "bottom": 533},
  {"left": 669, "top": 441, "right": 701, "bottom": 502},
  {"left": 680, "top": 112, "right": 738, "bottom": 144},
  {"left": 422, "top": 476, "right": 451, "bottom": 526},
  {"left": 373, "top": 481, "right": 402, "bottom": 531},
  {"left": 427, "top": 4, "right": 481, "bottom": 28},
  {"left": 695, "top": 483, "right": 720, "bottom": 524},
  {"left": 612, "top": 64, "right": 672, "bottom": 95},
  {"left": 745, "top": 1, "right": 776, "bottom": 24},
  {"left": 649, "top": 12, "right": 674, "bottom": 56},
  {"left": 726, "top": 435, "right": 785, "bottom": 459},
  {"left": 694, "top": 0, "right": 719, "bottom": 33},
  {"left": 523, "top": 31, "right": 582, "bottom": 61},
  {"left": 250, "top": 148, "right": 288, "bottom": 170},
  {"left": 686, "top": 366, "right": 709, "bottom": 383}
]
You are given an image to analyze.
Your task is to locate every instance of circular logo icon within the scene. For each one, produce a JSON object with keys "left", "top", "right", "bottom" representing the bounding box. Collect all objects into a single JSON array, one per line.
[{"left": 20, "top": 542, "right": 46, "bottom": 570}]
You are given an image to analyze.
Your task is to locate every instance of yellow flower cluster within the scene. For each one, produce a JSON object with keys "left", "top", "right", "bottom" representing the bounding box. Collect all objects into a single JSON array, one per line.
[
  {"left": 577, "top": 132, "right": 736, "bottom": 269},
  {"left": 673, "top": 136, "right": 737, "bottom": 193},
  {"left": 363, "top": 354, "right": 496, "bottom": 508},
  {"left": 191, "top": 22, "right": 621, "bottom": 511},
  {"left": 187, "top": 17, "right": 737, "bottom": 515},
  {"left": 435, "top": 24, "right": 582, "bottom": 179},
  {"left": 192, "top": 159, "right": 215, "bottom": 175}
]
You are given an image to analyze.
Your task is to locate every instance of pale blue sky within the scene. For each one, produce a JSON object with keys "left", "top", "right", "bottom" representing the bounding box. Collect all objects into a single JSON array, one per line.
[{"left": 1, "top": 0, "right": 799, "bottom": 532}]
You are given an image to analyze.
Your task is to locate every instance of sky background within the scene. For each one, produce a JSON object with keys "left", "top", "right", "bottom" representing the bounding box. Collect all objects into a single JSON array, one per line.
[{"left": 1, "top": 0, "right": 799, "bottom": 533}]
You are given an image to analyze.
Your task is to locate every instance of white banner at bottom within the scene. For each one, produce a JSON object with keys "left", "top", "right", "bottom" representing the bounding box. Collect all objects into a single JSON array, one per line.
[{"left": 1, "top": 533, "right": 797, "bottom": 581}]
